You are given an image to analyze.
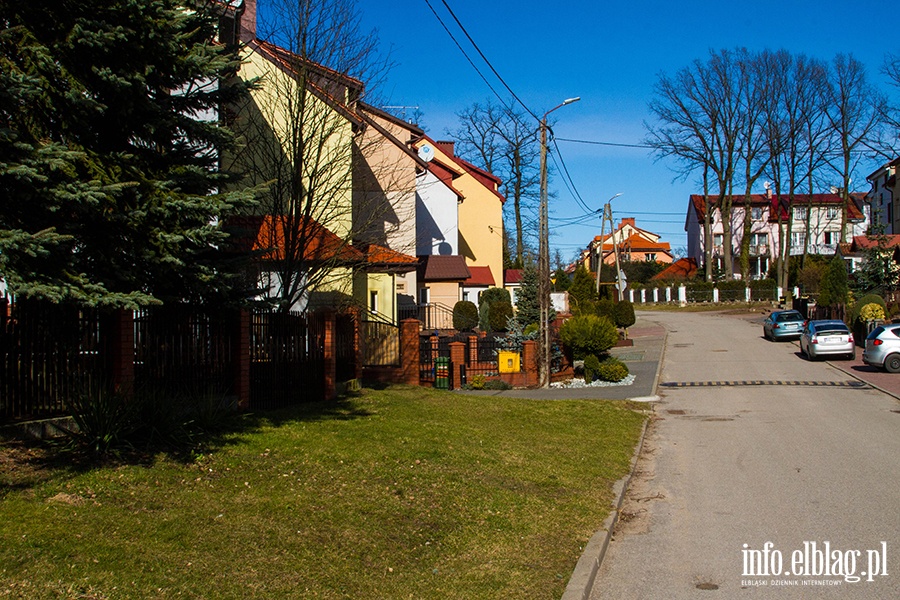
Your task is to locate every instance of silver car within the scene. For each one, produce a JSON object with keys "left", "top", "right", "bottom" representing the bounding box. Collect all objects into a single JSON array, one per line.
[
  {"left": 863, "top": 324, "right": 900, "bottom": 372},
  {"left": 763, "top": 309, "right": 805, "bottom": 341},
  {"left": 799, "top": 320, "right": 855, "bottom": 361}
]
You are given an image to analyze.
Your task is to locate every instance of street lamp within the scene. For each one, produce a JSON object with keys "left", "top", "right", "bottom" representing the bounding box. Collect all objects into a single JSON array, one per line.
[{"left": 539, "top": 96, "right": 580, "bottom": 388}]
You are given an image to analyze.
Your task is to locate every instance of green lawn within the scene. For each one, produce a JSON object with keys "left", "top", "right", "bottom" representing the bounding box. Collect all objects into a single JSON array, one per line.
[{"left": 0, "top": 386, "right": 646, "bottom": 599}]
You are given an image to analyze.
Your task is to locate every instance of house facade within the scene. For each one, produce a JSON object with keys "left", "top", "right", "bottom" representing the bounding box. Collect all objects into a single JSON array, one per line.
[
  {"left": 686, "top": 190, "right": 870, "bottom": 279},
  {"left": 573, "top": 218, "right": 674, "bottom": 275},
  {"left": 867, "top": 158, "right": 900, "bottom": 234}
]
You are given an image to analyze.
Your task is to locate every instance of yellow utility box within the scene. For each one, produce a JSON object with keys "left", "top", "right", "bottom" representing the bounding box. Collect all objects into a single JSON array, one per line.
[{"left": 498, "top": 351, "right": 520, "bottom": 373}]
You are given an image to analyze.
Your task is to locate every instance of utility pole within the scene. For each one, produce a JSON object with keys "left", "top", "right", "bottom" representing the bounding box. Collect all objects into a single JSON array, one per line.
[
  {"left": 596, "top": 194, "right": 624, "bottom": 299},
  {"left": 538, "top": 97, "right": 580, "bottom": 388}
]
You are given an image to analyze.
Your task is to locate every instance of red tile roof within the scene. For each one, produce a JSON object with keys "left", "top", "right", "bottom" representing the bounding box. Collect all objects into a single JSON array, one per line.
[
  {"left": 230, "top": 215, "right": 364, "bottom": 264},
  {"left": 465, "top": 266, "right": 495, "bottom": 286},
  {"left": 850, "top": 235, "right": 900, "bottom": 250},
  {"left": 504, "top": 269, "right": 523, "bottom": 285},
  {"left": 364, "top": 244, "right": 418, "bottom": 274},
  {"left": 689, "top": 193, "right": 867, "bottom": 222},
  {"left": 651, "top": 257, "right": 698, "bottom": 281},
  {"left": 418, "top": 255, "right": 471, "bottom": 281}
]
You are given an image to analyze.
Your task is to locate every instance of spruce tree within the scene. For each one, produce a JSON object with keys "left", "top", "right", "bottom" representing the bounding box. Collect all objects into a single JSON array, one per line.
[
  {"left": 0, "top": 0, "right": 253, "bottom": 307},
  {"left": 514, "top": 264, "right": 541, "bottom": 328}
]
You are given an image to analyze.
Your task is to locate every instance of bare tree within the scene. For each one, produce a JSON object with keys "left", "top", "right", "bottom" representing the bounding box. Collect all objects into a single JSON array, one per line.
[
  {"left": 451, "top": 98, "right": 540, "bottom": 268},
  {"left": 825, "top": 54, "right": 886, "bottom": 242},
  {"left": 227, "top": 0, "right": 397, "bottom": 312},
  {"left": 647, "top": 49, "right": 742, "bottom": 280}
]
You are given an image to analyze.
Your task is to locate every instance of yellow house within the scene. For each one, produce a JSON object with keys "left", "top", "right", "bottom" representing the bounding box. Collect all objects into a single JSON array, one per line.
[
  {"left": 227, "top": 2, "right": 369, "bottom": 312},
  {"left": 413, "top": 138, "right": 505, "bottom": 298}
]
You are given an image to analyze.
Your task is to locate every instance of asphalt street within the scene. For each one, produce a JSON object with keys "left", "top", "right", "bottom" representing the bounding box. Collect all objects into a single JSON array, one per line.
[{"left": 590, "top": 310, "right": 900, "bottom": 599}]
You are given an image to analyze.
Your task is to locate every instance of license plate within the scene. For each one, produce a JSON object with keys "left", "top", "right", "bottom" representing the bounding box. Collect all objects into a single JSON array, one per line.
[{"left": 822, "top": 336, "right": 842, "bottom": 344}]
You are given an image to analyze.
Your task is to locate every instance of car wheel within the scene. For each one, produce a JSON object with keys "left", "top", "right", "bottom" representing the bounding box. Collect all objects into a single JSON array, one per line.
[
  {"left": 884, "top": 353, "right": 900, "bottom": 373},
  {"left": 846, "top": 349, "right": 856, "bottom": 361}
]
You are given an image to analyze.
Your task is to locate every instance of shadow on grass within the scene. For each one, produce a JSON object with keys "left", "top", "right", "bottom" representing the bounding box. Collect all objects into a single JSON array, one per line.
[{"left": 0, "top": 392, "right": 375, "bottom": 497}]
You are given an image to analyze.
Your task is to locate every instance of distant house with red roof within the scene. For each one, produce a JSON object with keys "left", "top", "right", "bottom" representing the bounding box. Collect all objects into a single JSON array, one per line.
[
  {"left": 686, "top": 189, "right": 870, "bottom": 279},
  {"left": 574, "top": 218, "right": 673, "bottom": 275},
  {"left": 651, "top": 258, "right": 698, "bottom": 282}
]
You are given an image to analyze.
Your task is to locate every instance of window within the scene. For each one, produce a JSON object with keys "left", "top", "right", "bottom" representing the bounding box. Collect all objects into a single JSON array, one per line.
[
  {"left": 823, "top": 230, "right": 839, "bottom": 245},
  {"left": 419, "top": 287, "right": 430, "bottom": 305},
  {"left": 750, "top": 233, "right": 767, "bottom": 246},
  {"left": 751, "top": 207, "right": 765, "bottom": 220},
  {"left": 713, "top": 234, "right": 724, "bottom": 246},
  {"left": 794, "top": 206, "right": 808, "bottom": 220},
  {"left": 369, "top": 290, "right": 378, "bottom": 312},
  {"left": 462, "top": 291, "right": 469, "bottom": 302},
  {"left": 826, "top": 206, "right": 838, "bottom": 220},
  {"left": 645, "top": 253, "right": 657, "bottom": 262},
  {"left": 791, "top": 231, "right": 806, "bottom": 248}
]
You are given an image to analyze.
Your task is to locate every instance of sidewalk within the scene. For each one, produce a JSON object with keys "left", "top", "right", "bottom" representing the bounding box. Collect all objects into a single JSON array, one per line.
[{"left": 454, "top": 320, "right": 666, "bottom": 401}]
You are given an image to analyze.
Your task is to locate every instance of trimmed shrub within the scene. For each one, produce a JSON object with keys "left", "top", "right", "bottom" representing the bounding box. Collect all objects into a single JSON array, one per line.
[
  {"left": 583, "top": 354, "right": 601, "bottom": 383},
  {"left": 478, "top": 301, "right": 491, "bottom": 332},
  {"left": 597, "top": 356, "right": 629, "bottom": 382},
  {"left": 596, "top": 298, "right": 615, "bottom": 321},
  {"left": 484, "top": 379, "right": 512, "bottom": 390},
  {"left": 558, "top": 314, "right": 619, "bottom": 360},
  {"left": 860, "top": 303, "right": 885, "bottom": 322},
  {"left": 489, "top": 300, "right": 514, "bottom": 332},
  {"left": 479, "top": 287, "right": 511, "bottom": 307},
  {"left": 851, "top": 294, "right": 886, "bottom": 323},
  {"left": 453, "top": 300, "right": 479, "bottom": 331},
  {"left": 615, "top": 300, "right": 636, "bottom": 330}
]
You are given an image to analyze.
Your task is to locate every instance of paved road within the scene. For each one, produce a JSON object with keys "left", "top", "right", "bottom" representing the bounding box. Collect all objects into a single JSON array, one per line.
[{"left": 590, "top": 310, "right": 900, "bottom": 599}]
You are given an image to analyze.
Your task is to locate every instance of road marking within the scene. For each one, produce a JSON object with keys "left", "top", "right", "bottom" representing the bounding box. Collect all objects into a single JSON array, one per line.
[{"left": 659, "top": 380, "right": 868, "bottom": 388}]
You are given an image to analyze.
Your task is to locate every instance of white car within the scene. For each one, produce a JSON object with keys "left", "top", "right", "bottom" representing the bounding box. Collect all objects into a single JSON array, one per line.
[{"left": 799, "top": 320, "right": 855, "bottom": 361}]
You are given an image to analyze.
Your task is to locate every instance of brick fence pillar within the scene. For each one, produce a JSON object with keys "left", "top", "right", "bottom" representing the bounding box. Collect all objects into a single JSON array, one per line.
[
  {"left": 400, "top": 319, "right": 420, "bottom": 385},
  {"left": 522, "top": 340, "right": 538, "bottom": 387},
  {"left": 233, "top": 309, "right": 251, "bottom": 410},
  {"left": 322, "top": 309, "right": 337, "bottom": 400},
  {"left": 468, "top": 335, "right": 477, "bottom": 367},
  {"left": 349, "top": 306, "right": 363, "bottom": 381},
  {"left": 449, "top": 341, "right": 465, "bottom": 390}
]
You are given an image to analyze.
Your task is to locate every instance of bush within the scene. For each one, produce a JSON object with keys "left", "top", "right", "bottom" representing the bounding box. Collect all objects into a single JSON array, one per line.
[
  {"left": 851, "top": 294, "right": 886, "bottom": 323},
  {"left": 558, "top": 314, "right": 619, "bottom": 360},
  {"left": 583, "top": 354, "right": 601, "bottom": 383},
  {"left": 615, "top": 300, "right": 636, "bottom": 330},
  {"left": 860, "top": 303, "right": 885, "bottom": 322},
  {"left": 484, "top": 379, "right": 512, "bottom": 390},
  {"left": 467, "top": 374, "right": 487, "bottom": 390},
  {"left": 597, "top": 357, "right": 629, "bottom": 382},
  {"left": 453, "top": 300, "right": 479, "bottom": 331},
  {"left": 479, "top": 287, "right": 511, "bottom": 307},
  {"left": 596, "top": 298, "right": 615, "bottom": 321},
  {"left": 489, "top": 300, "right": 514, "bottom": 332}
]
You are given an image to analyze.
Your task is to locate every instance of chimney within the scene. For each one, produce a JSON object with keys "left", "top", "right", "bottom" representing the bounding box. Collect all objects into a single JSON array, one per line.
[
  {"left": 620, "top": 217, "right": 636, "bottom": 229},
  {"left": 435, "top": 140, "right": 455, "bottom": 157},
  {"left": 239, "top": 0, "right": 257, "bottom": 43}
]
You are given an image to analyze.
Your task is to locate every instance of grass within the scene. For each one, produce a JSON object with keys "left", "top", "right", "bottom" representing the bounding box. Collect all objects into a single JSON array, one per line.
[{"left": 0, "top": 386, "right": 646, "bottom": 599}]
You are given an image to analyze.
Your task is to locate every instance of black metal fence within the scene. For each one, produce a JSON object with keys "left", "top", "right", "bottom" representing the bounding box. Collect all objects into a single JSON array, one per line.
[
  {"left": 249, "top": 309, "right": 324, "bottom": 410},
  {"left": 133, "top": 306, "right": 234, "bottom": 397},
  {"left": 0, "top": 299, "right": 105, "bottom": 422}
]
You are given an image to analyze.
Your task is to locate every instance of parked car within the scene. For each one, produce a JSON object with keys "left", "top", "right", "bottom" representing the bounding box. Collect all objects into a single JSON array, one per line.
[
  {"left": 763, "top": 310, "right": 805, "bottom": 341},
  {"left": 799, "top": 320, "right": 855, "bottom": 360},
  {"left": 863, "top": 324, "right": 900, "bottom": 372}
]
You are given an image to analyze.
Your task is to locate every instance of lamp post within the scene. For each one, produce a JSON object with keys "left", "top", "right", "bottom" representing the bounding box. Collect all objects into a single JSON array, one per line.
[{"left": 538, "top": 96, "right": 580, "bottom": 388}]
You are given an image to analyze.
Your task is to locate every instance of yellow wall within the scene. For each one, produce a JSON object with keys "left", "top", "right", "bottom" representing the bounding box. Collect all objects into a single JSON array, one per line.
[{"left": 419, "top": 142, "right": 504, "bottom": 291}]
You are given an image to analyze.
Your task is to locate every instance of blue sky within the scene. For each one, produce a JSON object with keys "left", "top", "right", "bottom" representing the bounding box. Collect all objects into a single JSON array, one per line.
[{"left": 359, "top": 0, "right": 894, "bottom": 259}]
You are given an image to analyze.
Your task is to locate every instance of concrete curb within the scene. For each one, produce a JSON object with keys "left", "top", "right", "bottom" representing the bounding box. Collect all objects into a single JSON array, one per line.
[
  {"left": 561, "top": 317, "right": 666, "bottom": 600},
  {"left": 561, "top": 417, "right": 650, "bottom": 600}
]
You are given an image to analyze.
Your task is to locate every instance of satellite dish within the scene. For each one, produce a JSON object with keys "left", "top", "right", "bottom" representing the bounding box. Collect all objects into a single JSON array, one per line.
[{"left": 418, "top": 145, "right": 435, "bottom": 162}]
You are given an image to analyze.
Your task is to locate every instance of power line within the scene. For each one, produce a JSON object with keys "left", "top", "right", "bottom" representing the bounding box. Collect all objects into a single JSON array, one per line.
[
  {"left": 421, "top": 0, "right": 507, "bottom": 109},
  {"left": 436, "top": 0, "right": 539, "bottom": 122},
  {"left": 556, "top": 137, "right": 654, "bottom": 149},
  {"left": 552, "top": 137, "right": 596, "bottom": 215}
]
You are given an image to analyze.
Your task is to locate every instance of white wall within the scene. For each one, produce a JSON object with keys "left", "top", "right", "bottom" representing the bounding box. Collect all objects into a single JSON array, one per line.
[{"left": 416, "top": 170, "right": 458, "bottom": 256}]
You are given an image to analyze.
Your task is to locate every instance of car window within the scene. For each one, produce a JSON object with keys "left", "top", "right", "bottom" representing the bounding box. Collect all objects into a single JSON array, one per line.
[
  {"left": 814, "top": 323, "right": 848, "bottom": 334},
  {"left": 869, "top": 326, "right": 886, "bottom": 339},
  {"left": 777, "top": 312, "right": 801, "bottom": 322},
  {"left": 891, "top": 327, "right": 900, "bottom": 338}
]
